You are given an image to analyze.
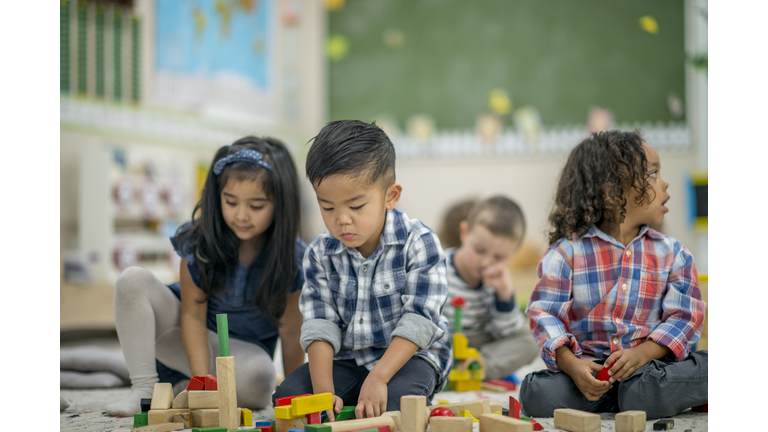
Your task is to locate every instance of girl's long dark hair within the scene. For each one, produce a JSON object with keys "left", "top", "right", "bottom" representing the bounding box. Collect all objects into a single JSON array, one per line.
[
  {"left": 547, "top": 130, "right": 653, "bottom": 245},
  {"left": 176, "top": 136, "right": 301, "bottom": 326}
]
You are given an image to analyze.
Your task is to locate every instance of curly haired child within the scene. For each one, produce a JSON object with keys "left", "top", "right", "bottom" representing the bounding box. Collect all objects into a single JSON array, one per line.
[{"left": 520, "top": 130, "right": 707, "bottom": 419}]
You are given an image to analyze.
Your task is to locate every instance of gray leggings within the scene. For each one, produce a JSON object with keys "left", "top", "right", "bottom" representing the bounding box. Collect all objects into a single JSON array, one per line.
[
  {"left": 114, "top": 266, "right": 276, "bottom": 409},
  {"left": 519, "top": 350, "right": 707, "bottom": 420}
]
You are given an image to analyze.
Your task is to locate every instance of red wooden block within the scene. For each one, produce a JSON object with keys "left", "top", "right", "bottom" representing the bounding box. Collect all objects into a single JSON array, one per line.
[
  {"left": 529, "top": 418, "right": 544, "bottom": 430},
  {"left": 595, "top": 360, "right": 617, "bottom": 382},
  {"left": 205, "top": 374, "right": 217, "bottom": 390},
  {"left": 307, "top": 411, "right": 322, "bottom": 424},
  {"left": 254, "top": 426, "right": 274, "bottom": 432},
  {"left": 187, "top": 376, "right": 205, "bottom": 391},
  {"left": 429, "top": 407, "right": 456, "bottom": 418},
  {"left": 485, "top": 379, "right": 517, "bottom": 391},
  {"left": 275, "top": 393, "right": 313, "bottom": 407},
  {"left": 509, "top": 396, "right": 522, "bottom": 419}
]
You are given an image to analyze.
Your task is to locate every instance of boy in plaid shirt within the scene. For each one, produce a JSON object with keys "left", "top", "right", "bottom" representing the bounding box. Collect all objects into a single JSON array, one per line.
[
  {"left": 272, "top": 120, "right": 452, "bottom": 420},
  {"left": 521, "top": 130, "right": 707, "bottom": 419}
]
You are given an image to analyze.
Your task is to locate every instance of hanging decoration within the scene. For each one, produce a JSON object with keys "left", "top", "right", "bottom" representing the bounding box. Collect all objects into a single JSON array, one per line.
[{"left": 639, "top": 15, "right": 659, "bottom": 34}]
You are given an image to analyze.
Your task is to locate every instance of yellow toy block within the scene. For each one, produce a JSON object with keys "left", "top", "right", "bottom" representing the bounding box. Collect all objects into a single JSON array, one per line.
[
  {"left": 453, "top": 334, "right": 480, "bottom": 359},
  {"left": 437, "top": 399, "right": 450, "bottom": 404},
  {"left": 241, "top": 407, "right": 252, "bottom": 426},
  {"left": 470, "top": 369, "right": 485, "bottom": 381},
  {"left": 493, "top": 411, "right": 502, "bottom": 415},
  {"left": 452, "top": 379, "right": 482, "bottom": 392},
  {"left": 460, "top": 409, "right": 480, "bottom": 423},
  {"left": 449, "top": 370, "right": 471, "bottom": 381},
  {"left": 274, "top": 405, "right": 300, "bottom": 420},
  {"left": 290, "top": 392, "right": 333, "bottom": 417}
]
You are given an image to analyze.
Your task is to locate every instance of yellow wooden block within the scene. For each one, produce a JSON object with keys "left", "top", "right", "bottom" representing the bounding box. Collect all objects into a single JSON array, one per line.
[
  {"left": 291, "top": 392, "right": 333, "bottom": 417},
  {"left": 241, "top": 407, "right": 252, "bottom": 426},
  {"left": 449, "top": 370, "right": 471, "bottom": 381},
  {"left": 452, "top": 379, "right": 482, "bottom": 392},
  {"left": 437, "top": 399, "right": 450, "bottom": 404},
  {"left": 274, "top": 405, "right": 300, "bottom": 420},
  {"left": 460, "top": 409, "right": 480, "bottom": 423}
]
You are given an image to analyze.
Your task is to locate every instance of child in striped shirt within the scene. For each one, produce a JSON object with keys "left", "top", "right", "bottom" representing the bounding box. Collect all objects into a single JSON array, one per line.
[
  {"left": 442, "top": 196, "right": 539, "bottom": 379},
  {"left": 521, "top": 130, "right": 707, "bottom": 419}
]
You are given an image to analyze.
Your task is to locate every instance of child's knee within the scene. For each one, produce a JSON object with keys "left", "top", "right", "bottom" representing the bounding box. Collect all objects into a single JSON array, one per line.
[{"left": 115, "top": 267, "right": 154, "bottom": 301}]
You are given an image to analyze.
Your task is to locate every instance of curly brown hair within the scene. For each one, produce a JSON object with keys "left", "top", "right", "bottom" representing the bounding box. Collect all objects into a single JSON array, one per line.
[{"left": 547, "top": 130, "right": 655, "bottom": 245}]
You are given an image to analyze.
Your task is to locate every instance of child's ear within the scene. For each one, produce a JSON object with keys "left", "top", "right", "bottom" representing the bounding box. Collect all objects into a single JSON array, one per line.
[
  {"left": 459, "top": 221, "right": 469, "bottom": 243},
  {"left": 385, "top": 183, "right": 402, "bottom": 210}
]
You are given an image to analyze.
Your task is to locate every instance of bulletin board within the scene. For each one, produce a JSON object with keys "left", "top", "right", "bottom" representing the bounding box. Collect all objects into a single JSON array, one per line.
[{"left": 328, "top": 0, "right": 686, "bottom": 129}]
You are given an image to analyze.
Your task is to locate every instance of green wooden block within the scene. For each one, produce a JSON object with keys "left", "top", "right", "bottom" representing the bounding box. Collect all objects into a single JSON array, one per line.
[
  {"left": 217, "top": 313, "right": 230, "bottom": 357},
  {"left": 133, "top": 412, "right": 148, "bottom": 428},
  {"left": 306, "top": 424, "right": 332, "bottom": 432},
  {"left": 191, "top": 427, "right": 227, "bottom": 432},
  {"left": 323, "top": 406, "right": 355, "bottom": 422},
  {"left": 468, "top": 362, "right": 482, "bottom": 370}
]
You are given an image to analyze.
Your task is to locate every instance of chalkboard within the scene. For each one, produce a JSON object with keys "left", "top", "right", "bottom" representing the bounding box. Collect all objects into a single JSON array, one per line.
[{"left": 328, "top": 0, "right": 686, "bottom": 129}]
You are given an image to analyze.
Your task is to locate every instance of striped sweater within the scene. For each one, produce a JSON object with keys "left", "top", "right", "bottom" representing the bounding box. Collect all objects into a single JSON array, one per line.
[{"left": 443, "top": 247, "right": 527, "bottom": 338}]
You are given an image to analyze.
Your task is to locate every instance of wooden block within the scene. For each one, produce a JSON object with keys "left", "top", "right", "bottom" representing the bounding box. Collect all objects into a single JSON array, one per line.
[
  {"left": 381, "top": 411, "right": 401, "bottom": 432},
  {"left": 171, "top": 390, "right": 189, "bottom": 409},
  {"left": 215, "top": 356, "right": 238, "bottom": 431},
  {"left": 400, "top": 395, "right": 427, "bottom": 432},
  {"left": 241, "top": 407, "right": 253, "bottom": 426},
  {"left": 429, "top": 416, "right": 473, "bottom": 432},
  {"left": 427, "top": 399, "right": 491, "bottom": 418},
  {"left": 326, "top": 416, "right": 395, "bottom": 432},
  {"left": 141, "top": 398, "right": 152, "bottom": 412},
  {"left": 292, "top": 392, "right": 334, "bottom": 417},
  {"left": 459, "top": 410, "right": 479, "bottom": 423},
  {"left": 205, "top": 374, "right": 218, "bottom": 390},
  {"left": 307, "top": 411, "right": 322, "bottom": 424},
  {"left": 190, "top": 408, "right": 241, "bottom": 428},
  {"left": 481, "top": 381, "right": 510, "bottom": 392},
  {"left": 305, "top": 425, "right": 332, "bottom": 432},
  {"left": 345, "top": 427, "right": 389, "bottom": 432},
  {"left": 276, "top": 393, "right": 313, "bottom": 407},
  {"left": 554, "top": 408, "right": 601, "bottom": 432},
  {"left": 191, "top": 427, "right": 227, "bottom": 432},
  {"left": 451, "top": 379, "right": 482, "bottom": 392},
  {"left": 132, "top": 422, "right": 184, "bottom": 431},
  {"left": 148, "top": 409, "right": 192, "bottom": 425},
  {"left": 187, "top": 376, "right": 206, "bottom": 391},
  {"left": 275, "top": 416, "right": 308, "bottom": 432},
  {"left": 489, "top": 401, "right": 503, "bottom": 414},
  {"left": 275, "top": 405, "right": 302, "bottom": 419},
  {"left": 150, "top": 383, "right": 174, "bottom": 410},
  {"left": 615, "top": 411, "right": 646, "bottom": 432},
  {"left": 134, "top": 412, "right": 149, "bottom": 428},
  {"left": 189, "top": 390, "right": 219, "bottom": 409},
  {"left": 173, "top": 412, "right": 192, "bottom": 429},
  {"left": 479, "top": 413, "right": 533, "bottom": 432}
]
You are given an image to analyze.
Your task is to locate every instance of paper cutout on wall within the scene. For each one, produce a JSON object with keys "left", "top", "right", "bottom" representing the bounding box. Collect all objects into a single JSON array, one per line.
[
  {"left": 488, "top": 88, "right": 512, "bottom": 116},
  {"left": 326, "top": 34, "right": 350, "bottom": 61},
  {"left": 639, "top": 15, "right": 659, "bottom": 34},
  {"left": 383, "top": 28, "right": 406, "bottom": 49}
]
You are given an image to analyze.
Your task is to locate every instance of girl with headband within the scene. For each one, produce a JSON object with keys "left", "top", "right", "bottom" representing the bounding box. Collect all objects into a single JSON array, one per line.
[{"left": 106, "top": 137, "right": 306, "bottom": 416}]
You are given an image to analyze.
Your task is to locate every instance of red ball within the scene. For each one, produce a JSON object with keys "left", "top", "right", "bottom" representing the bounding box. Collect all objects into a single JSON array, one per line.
[{"left": 429, "top": 407, "right": 456, "bottom": 418}]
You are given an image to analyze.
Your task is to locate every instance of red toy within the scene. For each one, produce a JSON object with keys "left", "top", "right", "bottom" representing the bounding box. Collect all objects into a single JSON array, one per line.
[
  {"left": 205, "top": 374, "right": 218, "bottom": 390},
  {"left": 186, "top": 376, "right": 205, "bottom": 391},
  {"left": 450, "top": 296, "right": 466, "bottom": 307},
  {"left": 595, "top": 360, "right": 617, "bottom": 381},
  {"left": 485, "top": 379, "right": 517, "bottom": 391},
  {"left": 429, "top": 407, "right": 456, "bottom": 418},
  {"left": 509, "top": 396, "right": 522, "bottom": 419}
]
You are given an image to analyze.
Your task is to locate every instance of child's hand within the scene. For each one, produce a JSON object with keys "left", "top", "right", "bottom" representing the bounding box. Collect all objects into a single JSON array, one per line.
[
  {"left": 355, "top": 375, "right": 388, "bottom": 418},
  {"left": 481, "top": 264, "right": 515, "bottom": 302},
  {"left": 563, "top": 357, "right": 612, "bottom": 401},
  {"left": 604, "top": 347, "right": 651, "bottom": 383},
  {"left": 325, "top": 395, "right": 344, "bottom": 422}
]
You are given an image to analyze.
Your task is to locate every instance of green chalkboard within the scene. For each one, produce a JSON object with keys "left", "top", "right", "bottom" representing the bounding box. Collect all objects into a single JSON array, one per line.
[{"left": 328, "top": 0, "right": 685, "bottom": 129}]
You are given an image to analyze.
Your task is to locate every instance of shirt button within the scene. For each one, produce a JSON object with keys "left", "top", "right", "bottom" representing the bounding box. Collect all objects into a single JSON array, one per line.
[
  {"left": 626, "top": 250, "right": 631, "bottom": 257},
  {"left": 384, "top": 284, "right": 390, "bottom": 289},
  {"left": 613, "top": 338, "right": 619, "bottom": 344},
  {"left": 362, "top": 266, "right": 367, "bottom": 272},
  {"left": 615, "top": 317, "right": 621, "bottom": 324},
  {"left": 359, "top": 318, "right": 364, "bottom": 324},
  {"left": 622, "top": 283, "right": 627, "bottom": 290}
]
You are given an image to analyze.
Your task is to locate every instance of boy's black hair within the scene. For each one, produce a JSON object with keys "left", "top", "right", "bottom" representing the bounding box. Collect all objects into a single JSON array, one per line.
[
  {"left": 176, "top": 136, "right": 301, "bottom": 327},
  {"left": 547, "top": 129, "right": 654, "bottom": 245},
  {"left": 306, "top": 120, "right": 396, "bottom": 187},
  {"left": 466, "top": 196, "right": 526, "bottom": 245}
]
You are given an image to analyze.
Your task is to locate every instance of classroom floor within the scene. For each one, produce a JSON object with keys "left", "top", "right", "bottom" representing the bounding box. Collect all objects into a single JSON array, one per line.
[{"left": 60, "top": 333, "right": 708, "bottom": 431}]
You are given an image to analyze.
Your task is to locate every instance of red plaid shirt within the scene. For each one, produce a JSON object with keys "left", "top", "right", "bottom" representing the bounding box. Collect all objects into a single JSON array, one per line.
[{"left": 527, "top": 225, "right": 705, "bottom": 369}]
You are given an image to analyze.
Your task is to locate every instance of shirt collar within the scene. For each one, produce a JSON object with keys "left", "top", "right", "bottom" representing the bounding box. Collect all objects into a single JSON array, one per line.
[
  {"left": 323, "top": 208, "right": 407, "bottom": 257},
  {"left": 584, "top": 224, "right": 663, "bottom": 247}
]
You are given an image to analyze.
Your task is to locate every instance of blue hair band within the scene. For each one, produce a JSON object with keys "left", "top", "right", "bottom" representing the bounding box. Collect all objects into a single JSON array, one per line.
[{"left": 212, "top": 149, "right": 272, "bottom": 175}]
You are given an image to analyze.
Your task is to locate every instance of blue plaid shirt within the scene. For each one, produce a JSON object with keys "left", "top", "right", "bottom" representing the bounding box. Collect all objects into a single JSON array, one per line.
[{"left": 299, "top": 208, "right": 453, "bottom": 393}]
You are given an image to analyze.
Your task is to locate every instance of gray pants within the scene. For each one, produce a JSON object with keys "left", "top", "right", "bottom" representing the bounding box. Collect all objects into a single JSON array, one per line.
[
  {"left": 466, "top": 327, "right": 540, "bottom": 380},
  {"left": 519, "top": 351, "right": 707, "bottom": 420}
]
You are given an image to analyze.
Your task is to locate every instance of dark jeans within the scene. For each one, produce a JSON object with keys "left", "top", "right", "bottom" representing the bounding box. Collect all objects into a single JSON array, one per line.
[
  {"left": 519, "top": 350, "right": 707, "bottom": 420},
  {"left": 272, "top": 357, "right": 438, "bottom": 411}
]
